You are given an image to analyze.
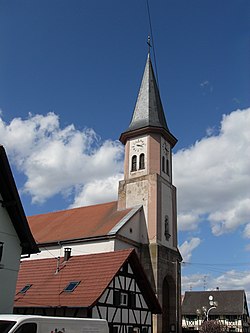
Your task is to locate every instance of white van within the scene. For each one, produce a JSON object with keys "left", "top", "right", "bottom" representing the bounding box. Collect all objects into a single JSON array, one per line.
[{"left": 0, "top": 315, "right": 109, "bottom": 333}]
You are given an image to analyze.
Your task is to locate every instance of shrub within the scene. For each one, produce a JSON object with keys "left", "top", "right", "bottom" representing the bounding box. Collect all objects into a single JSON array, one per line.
[{"left": 200, "top": 320, "right": 226, "bottom": 333}]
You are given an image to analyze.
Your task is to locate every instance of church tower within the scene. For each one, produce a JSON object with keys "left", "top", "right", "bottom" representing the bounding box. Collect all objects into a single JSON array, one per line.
[{"left": 118, "top": 54, "right": 182, "bottom": 333}]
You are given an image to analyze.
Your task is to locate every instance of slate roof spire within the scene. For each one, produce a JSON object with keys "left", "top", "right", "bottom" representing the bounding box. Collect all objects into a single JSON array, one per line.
[{"left": 120, "top": 54, "right": 177, "bottom": 147}]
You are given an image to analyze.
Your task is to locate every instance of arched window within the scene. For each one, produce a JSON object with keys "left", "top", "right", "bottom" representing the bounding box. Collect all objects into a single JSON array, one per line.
[
  {"left": 139, "top": 153, "right": 145, "bottom": 169},
  {"left": 162, "top": 156, "right": 165, "bottom": 173},
  {"left": 131, "top": 155, "right": 137, "bottom": 171},
  {"left": 166, "top": 159, "right": 170, "bottom": 176}
]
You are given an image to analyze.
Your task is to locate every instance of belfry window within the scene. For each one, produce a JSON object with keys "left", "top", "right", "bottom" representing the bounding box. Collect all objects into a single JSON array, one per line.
[
  {"left": 162, "top": 156, "right": 165, "bottom": 172},
  {"left": 166, "top": 159, "right": 170, "bottom": 175},
  {"left": 131, "top": 155, "right": 137, "bottom": 171},
  {"left": 139, "top": 153, "right": 145, "bottom": 169}
]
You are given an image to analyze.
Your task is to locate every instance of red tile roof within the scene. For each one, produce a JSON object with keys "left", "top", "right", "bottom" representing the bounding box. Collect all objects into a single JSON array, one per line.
[
  {"left": 27, "top": 201, "right": 133, "bottom": 244},
  {"left": 14, "top": 249, "right": 161, "bottom": 313}
]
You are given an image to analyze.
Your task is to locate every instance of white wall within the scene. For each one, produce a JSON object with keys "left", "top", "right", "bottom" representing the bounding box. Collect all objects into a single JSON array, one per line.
[
  {"left": 0, "top": 194, "right": 22, "bottom": 313},
  {"left": 26, "top": 239, "right": 118, "bottom": 261}
]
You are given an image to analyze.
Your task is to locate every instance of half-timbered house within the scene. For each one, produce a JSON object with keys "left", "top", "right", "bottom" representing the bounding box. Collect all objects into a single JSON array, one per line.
[
  {"left": 14, "top": 249, "right": 161, "bottom": 333},
  {"left": 182, "top": 290, "right": 250, "bottom": 333}
]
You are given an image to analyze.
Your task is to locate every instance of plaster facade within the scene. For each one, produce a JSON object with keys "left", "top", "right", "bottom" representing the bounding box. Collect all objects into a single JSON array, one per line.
[{"left": 0, "top": 194, "right": 22, "bottom": 314}]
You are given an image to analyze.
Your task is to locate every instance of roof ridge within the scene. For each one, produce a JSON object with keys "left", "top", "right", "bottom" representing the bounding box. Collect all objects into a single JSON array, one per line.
[{"left": 28, "top": 200, "right": 119, "bottom": 218}]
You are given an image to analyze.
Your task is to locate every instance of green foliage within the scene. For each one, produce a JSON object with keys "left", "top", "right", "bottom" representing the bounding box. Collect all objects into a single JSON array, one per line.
[{"left": 200, "top": 320, "right": 226, "bottom": 333}]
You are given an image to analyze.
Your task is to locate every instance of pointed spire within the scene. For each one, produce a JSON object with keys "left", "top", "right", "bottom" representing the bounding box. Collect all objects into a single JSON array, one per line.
[{"left": 120, "top": 54, "right": 177, "bottom": 147}]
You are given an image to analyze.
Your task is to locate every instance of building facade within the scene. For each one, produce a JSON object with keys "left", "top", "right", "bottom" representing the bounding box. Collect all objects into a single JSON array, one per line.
[
  {"left": 15, "top": 249, "right": 161, "bottom": 333},
  {"left": 22, "top": 53, "right": 182, "bottom": 333},
  {"left": 0, "top": 145, "right": 38, "bottom": 314},
  {"left": 182, "top": 290, "right": 250, "bottom": 333}
]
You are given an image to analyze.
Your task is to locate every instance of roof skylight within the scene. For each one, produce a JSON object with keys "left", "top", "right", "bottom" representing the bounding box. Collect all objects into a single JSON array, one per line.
[
  {"left": 63, "top": 281, "right": 80, "bottom": 292},
  {"left": 18, "top": 284, "right": 32, "bottom": 294}
]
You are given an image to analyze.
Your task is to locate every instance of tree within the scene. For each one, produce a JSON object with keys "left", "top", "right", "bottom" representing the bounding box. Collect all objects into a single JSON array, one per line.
[{"left": 200, "top": 320, "right": 226, "bottom": 333}]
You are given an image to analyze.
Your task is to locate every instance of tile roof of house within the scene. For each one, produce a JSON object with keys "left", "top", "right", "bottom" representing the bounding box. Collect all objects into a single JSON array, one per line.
[
  {"left": 0, "top": 146, "right": 38, "bottom": 254},
  {"left": 182, "top": 290, "right": 249, "bottom": 316},
  {"left": 27, "top": 201, "right": 135, "bottom": 245},
  {"left": 14, "top": 249, "right": 161, "bottom": 313}
]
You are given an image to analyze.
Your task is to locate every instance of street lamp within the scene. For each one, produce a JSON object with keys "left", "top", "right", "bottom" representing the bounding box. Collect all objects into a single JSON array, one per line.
[{"left": 196, "top": 295, "right": 218, "bottom": 321}]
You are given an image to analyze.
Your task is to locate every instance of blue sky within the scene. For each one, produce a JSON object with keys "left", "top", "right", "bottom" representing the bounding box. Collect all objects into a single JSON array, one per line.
[{"left": 0, "top": 1, "right": 250, "bottom": 303}]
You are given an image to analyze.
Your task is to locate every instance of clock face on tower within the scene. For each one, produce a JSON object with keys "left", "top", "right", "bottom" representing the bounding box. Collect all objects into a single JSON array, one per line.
[
  {"left": 162, "top": 141, "right": 169, "bottom": 155},
  {"left": 131, "top": 138, "right": 145, "bottom": 153}
]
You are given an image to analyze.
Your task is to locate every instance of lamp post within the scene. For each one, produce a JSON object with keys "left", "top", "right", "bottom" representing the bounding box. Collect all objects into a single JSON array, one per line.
[{"left": 196, "top": 295, "right": 218, "bottom": 322}]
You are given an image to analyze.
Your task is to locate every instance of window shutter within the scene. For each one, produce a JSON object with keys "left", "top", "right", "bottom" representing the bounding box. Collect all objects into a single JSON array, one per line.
[
  {"left": 129, "top": 292, "right": 136, "bottom": 308},
  {"left": 113, "top": 290, "right": 120, "bottom": 306}
]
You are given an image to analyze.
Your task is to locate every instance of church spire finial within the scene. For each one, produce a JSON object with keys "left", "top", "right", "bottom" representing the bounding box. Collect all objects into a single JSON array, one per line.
[{"left": 147, "top": 35, "right": 152, "bottom": 55}]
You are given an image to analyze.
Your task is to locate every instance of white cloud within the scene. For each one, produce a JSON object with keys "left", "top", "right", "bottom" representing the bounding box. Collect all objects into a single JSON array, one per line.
[
  {"left": 69, "top": 174, "right": 123, "bottom": 208},
  {"left": 179, "top": 237, "right": 201, "bottom": 262},
  {"left": 0, "top": 112, "right": 124, "bottom": 205},
  {"left": 174, "top": 108, "right": 250, "bottom": 236},
  {"left": 1, "top": 108, "right": 249, "bottom": 240},
  {"left": 181, "top": 273, "right": 207, "bottom": 291},
  {"left": 182, "top": 270, "right": 250, "bottom": 304}
]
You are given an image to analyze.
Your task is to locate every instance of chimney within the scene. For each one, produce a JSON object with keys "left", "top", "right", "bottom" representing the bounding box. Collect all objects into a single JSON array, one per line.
[{"left": 64, "top": 248, "right": 71, "bottom": 261}]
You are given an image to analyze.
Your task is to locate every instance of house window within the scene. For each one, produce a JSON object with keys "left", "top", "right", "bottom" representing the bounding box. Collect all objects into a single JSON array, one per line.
[
  {"left": 131, "top": 155, "right": 137, "bottom": 171},
  {"left": 113, "top": 290, "right": 130, "bottom": 306},
  {"left": 18, "top": 284, "right": 32, "bottom": 294},
  {"left": 63, "top": 281, "right": 80, "bottom": 292},
  {"left": 120, "top": 292, "right": 128, "bottom": 306},
  {"left": 110, "top": 325, "right": 119, "bottom": 333},
  {"left": 139, "top": 153, "right": 145, "bottom": 169}
]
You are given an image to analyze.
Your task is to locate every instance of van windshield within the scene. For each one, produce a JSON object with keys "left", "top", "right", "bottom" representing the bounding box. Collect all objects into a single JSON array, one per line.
[{"left": 0, "top": 320, "right": 16, "bottom": 333}]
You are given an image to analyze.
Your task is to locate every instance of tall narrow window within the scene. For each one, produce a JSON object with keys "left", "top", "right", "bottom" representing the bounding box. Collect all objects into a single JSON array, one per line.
[
  {"left": 166, "top": 159, "right": 170, "bottom": 176},
  {"left": 131, "top": 155, "right": 137, "bottom": 171},
  {"left": 139, "top": 153, "right": 145, "bottom": 169},
  {"left": 162, "top": 156, "right": 165, "bottom": 172},
  {"left": 0, "top": 242, "right": 3, "bottom": 262}
]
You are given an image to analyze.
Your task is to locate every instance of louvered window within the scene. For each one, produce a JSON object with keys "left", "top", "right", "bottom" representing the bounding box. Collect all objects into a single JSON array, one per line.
[
  {"left": 131, "top": 155, "right": 137, "bottom": 171},
  {"left": 139, "top": 153, "right": 145, "bottom": 169}
]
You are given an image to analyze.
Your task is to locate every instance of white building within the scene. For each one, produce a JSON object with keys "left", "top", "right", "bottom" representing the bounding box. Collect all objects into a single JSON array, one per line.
[{"left": 0, "top": 145, "right": 38, "bottom": 314}]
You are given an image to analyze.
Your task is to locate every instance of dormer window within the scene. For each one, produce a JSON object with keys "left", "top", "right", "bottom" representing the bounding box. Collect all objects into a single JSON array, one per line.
[
  {"left": 139, "top": 153, "right": 145, "bottom": 169},
  {"left": 131, "top": 155, "right": 137, "bottom": 171}
]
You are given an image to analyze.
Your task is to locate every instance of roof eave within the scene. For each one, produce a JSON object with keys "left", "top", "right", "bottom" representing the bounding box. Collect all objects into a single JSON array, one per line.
[
  {"left": 119, "top": 126, "right": 177, "bottom": 148},
  {"left": 0, "top": 146, "right": 39, "bottom": 255}
]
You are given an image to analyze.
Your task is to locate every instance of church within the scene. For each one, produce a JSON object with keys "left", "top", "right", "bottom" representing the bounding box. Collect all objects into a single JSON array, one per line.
[{"left": 14, "top": 53, "right": 182, "bottom": 333}]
